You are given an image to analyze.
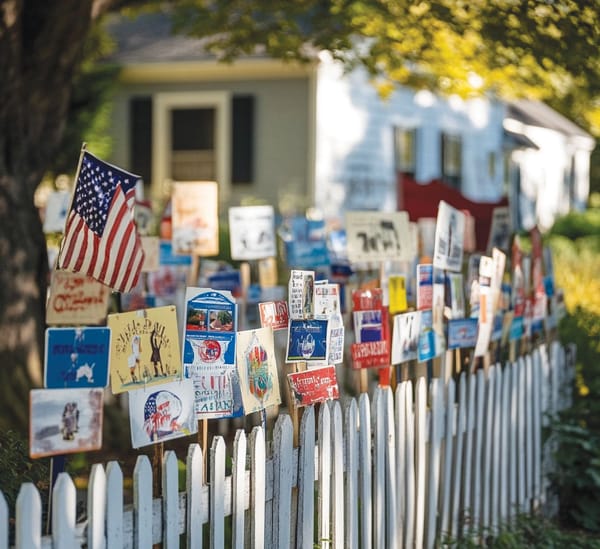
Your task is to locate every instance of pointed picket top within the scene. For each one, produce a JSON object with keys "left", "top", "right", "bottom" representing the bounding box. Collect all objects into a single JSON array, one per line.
[
  {"left": 344, "top": 398, "right": 359, "bottom": 549},
  {"left": 87, "top": 463, "right": 107, "bottom": 549},
  {"left": 330, "top": 399, "right": 345, "bottom": 549},
  {"left": 210, "top": 436, "right": 227, "bottom": 549},
  {"left": 0, "top": 491, "right": 7, "bottom": 549},
  {"left": 358, "top": 391, "right": 372, "bottom": 548},
  {"left": 249, "top": 426, "right": 266, "bottom": 549},
  {"left": 297, "top": 405, "right": 316, "bottom": 549},
  {"left": 162, "top": 450, "right": 179, "bottom": 548},
  {"left": 232, "top": 429, "right": 247, "bottom": 549},
  {"left": 106, "top": 461, "right": 124, "bottom": 548},
  {"left": 272, "top": 414, "right": 294, "bottom": 549},
  {"left": 186, "top": 443, "right": 205, "bottom": 548},
  {"left": 16, "top": 483, "right": 42, "bottom": 548},
  {"left": 52, "top": 472, "right": 77, "bottom": 549},
  {"left": 318, "top": 399, "right": 332, "bottom": 549},
  {"left": 133, "top": 454, "right": 153, "bottom": 548}
]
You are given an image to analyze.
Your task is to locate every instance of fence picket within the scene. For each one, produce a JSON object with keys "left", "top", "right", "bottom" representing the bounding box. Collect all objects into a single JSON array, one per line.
[
  {"left": 52, "top": 472, "right": 77, "bottom": 549},
  {"left": 249, "top": 426, "right": 266, "bottom": 549},
  {"left": 482, "top": 366, "right": 496, "bottom": 531},
  {"left": 162, "top": 450, "right": 179, "bottom": 548},
  {"left": 331, "top": 400, "right": 345, "bottom": 549},
  {"left": 462, "top": 370, "right": 477, "bottom": 535},
  {"left": 16, "top": 483, "right": 42, "bottom": 548},
  {"left": 532, "top": 350, "right": 542, "bottom": 509},
  {"left": 87, "top": 463, "right": 106, "bottom": 549},
  {"left": 491, "top": 365, "right": 503, "bottom": 532},
  {"left": 394, "top": 381, "right": 407, "bottom": 544},
  {"left": 186, "top": 444, "right": 205, "bottom": 549},
  {"left": 450, "top": 373, "right": 466, "bottom": 539},
  {"left": 404, "top": 380, "right": 415, "bottom": 549},
  {"left": 372, "top": 387, "right": 385, "bottom": 549},
  {"left": 471, "top": 369, "right": 485, "bottom": 536},
  {"left": 210, "top": 437, "right": 226, "bottom": 548},
  {"left": 105, "top": 462, "right": 124, "bottom": 547},
  {"left": 232, "top": 430, "right": 247, "bottom": 549},
  {"left": 383, "top": 387, "right": 398, "bottom": 549},
  {"left": 509, "top": 361, "right": 519, "bottom": 518},
  {"left": 133, "top": 455, "right": 153, "bottom": 548},
  {"left": 517, "top": 357, "right": 527, "bottom": 513},
  {"left": 273, "top": 414, "right": 294, "bottom": 548},
  {"left": 0, "top": 491, "right": 6, "bottom": 549},
  {"left": 439, "top": 377, "right": 456, "bottom": 540},
  {"left": 525, "top": 354, "right": 534, "bottom": 510},
  {"left": 297, "top": 406, "right": 316, "bottom": 549},
  {"left": 414, "top": 376, "right": 427, "bottom": 549},
  {"left": 426, "top": 377, "right": 442, "bottom": 549},
  {"left": 358, "top": 393, "right": 372, "bottom": 548},
  {"left": 344, "top": 399, "right": 359, "bottom": 549},
  {"left": 318, "top": 402, "right": 332, "bottom": 548},
  {"left": 499, "top": 364, "right": 510, "bottom": 524}
]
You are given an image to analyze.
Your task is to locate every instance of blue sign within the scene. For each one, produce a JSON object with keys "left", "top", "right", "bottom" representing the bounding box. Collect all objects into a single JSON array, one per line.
[
  {"left": 286, "top": 319, "right": 329, "bottom": 362},
  {"left": 44, "top": 327, "right": 111, "bottom": 388},
  {"left": 159, "top": 240, "right": 193, "bottom": 266},
  {"left": 447, "top": 318, "right": 478, "bottom": 349}
]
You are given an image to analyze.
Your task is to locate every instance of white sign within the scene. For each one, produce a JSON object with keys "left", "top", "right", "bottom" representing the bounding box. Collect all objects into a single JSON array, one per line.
[
  {"left": 229, "top": 205, "right": 276, "bottom": 260},
  {"left": 432, "top": 201, "right": 466, "bottom": 272},
  {"left": 345, "top": 211, "right": 412, "bottom": 263}
]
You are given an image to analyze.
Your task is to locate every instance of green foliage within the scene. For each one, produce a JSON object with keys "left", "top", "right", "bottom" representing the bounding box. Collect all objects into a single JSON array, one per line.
[
  {"left": 548, "top": 211, "right": 600, "bottom": 240},
  {"left": 445, "top": 513, "right": 600, "bottom": 548},
  {"left": 0, "top": 430, "right": 49, "bottom": 512},
  {"left": 547, "top": 205, "right": 600, "bottom": 533},
  {"left": 550, "top": 419, "right": 600, "bottom": 532}
]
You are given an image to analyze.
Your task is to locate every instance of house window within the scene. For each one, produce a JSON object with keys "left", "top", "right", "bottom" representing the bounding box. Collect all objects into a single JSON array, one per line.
[
  {"left": 441, "top": 132, "right": 462, "bottom": 189},
  {"left": 170, "top": 107, "right": 216, "bottom": 181},
  {"left": 393, "top": 127, "right": 416, "bottom": 176}
]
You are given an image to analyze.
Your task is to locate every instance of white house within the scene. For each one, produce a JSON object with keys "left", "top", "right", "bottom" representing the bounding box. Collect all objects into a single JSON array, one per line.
[{"left": 106, "top": 12, "right": 595, "bottom": 239}]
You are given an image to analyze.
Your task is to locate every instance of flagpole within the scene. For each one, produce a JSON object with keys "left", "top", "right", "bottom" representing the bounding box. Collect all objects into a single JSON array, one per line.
[{"left": 55, "top": 142, "right": 87, "bottom": 267}]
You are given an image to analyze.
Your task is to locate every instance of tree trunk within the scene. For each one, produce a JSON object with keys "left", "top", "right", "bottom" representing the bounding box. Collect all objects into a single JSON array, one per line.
[
  {"left": 0, "top": 0, "right": 99, "bottom": 434},
  {"left": 0, "top": 177, "right": 48, "bottom": 431}
]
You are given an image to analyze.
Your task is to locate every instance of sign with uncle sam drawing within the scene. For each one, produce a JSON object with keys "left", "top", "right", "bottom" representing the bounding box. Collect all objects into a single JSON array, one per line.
[
  {"left": 128, "top": 379, "right": 197, "bottom": 448},
  {"left": 345, "top": 211, "right": 412, "bottom": 263},
  {"left": 45, "top": 327, "right": 110, "bottom": 389},
  {"left": 236, "top": 328, "right": 281, "bottom": 414},
  {"left": 108, "top": 306, "right": 182, "bottom": 394},
  {"left": 182, "top": 288, "right": 243, "bottom": 419}
]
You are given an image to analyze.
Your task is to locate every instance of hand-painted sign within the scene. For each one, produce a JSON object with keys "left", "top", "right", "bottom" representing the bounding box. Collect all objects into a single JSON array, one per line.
[
  {"left": 288, "top": 365, "right": 340, "bottom": 407},
  {"left": 45, "top": 327, "right": 110, "bottom": 389},
  {"left": 229, "top": 205, "right": 276, "bottom": 260}
]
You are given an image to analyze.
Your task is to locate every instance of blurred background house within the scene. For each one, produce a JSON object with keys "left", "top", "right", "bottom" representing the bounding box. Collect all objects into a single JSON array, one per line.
[{"left": 106, "top": 12, "right": 595, "bottom": 243}]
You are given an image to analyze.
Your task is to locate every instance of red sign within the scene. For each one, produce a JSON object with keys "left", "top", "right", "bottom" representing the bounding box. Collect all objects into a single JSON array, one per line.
[
  {"left": 259, "top": 300, "right": 289, "bottom": 330},
  {"left": 287, "top": 366, "right": 340, "bottom": 407},
  {"left": 351, "top": 340, "right": 390, "bottom": 369}
]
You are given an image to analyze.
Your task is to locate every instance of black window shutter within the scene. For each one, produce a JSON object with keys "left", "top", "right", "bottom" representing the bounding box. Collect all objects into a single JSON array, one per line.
[
  {"left": 231, "top": 95, "right": 254, "bottom": 184},
  {"left": 129, "top": 96, "right": 153, "bottom": 185}
]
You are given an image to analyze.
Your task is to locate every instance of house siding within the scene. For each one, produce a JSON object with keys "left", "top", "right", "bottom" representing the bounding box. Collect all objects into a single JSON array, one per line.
[{"left": 109, "top": 77, "right": 311, "bottom": 210}]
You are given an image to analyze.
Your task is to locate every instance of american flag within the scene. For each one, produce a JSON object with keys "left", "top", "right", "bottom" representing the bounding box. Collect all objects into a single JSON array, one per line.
[{"left": 57, "top": 150, "right": 145, "bottom": 293}]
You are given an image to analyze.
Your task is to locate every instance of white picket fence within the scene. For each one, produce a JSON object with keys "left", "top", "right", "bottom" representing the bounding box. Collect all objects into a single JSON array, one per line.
[{"left": 1, "top": 341, "right": 573, "bottom": 548}]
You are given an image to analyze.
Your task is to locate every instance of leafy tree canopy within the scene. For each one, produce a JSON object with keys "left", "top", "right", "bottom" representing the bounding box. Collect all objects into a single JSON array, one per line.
[{"left": 167, "top": 0, "right": 599, "bottom": 135}]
